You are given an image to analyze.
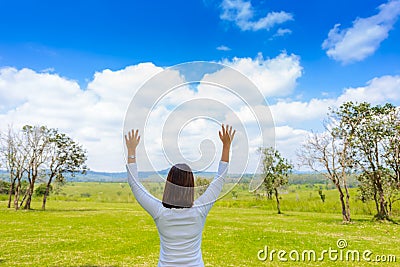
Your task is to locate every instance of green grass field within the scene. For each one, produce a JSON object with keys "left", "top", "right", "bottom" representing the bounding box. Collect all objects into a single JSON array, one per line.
[{"left": 0, "top": 182, "right": 399, "bottom": 266}]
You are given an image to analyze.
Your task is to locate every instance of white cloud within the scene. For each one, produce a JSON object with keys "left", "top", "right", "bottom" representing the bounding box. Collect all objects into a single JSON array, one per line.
[
  {"left": 0, "top": 54, "right": 302, "bottom": 173},
  {"left": 271, "top": 98, "right": 335, "bottom": 126},
  {"left": 216, "top": 45, "right": 231, "bottom": 51},
  {"left": 0, "top": 64, "right": 163, "bottom": 172},
  {"left": 322, "top": 0, "right": 400, "bottom": 64},
  {"left": 220, "top": 0, "right": 293, "bottom": 31},
  {"left": 2, "top": 54, "right": 398, "bottom": 173},
  {"left": 275, "top": 125, "right": 310, "bottom": 164},
  {"left": 221, "top": 52, "right": 303, "bottom": 97},
  {"left": 273, "top": 28, "right": 292, "bottom": 38},
  {"left": 338, "top": 75, "right": 400, "bottom": 104},
  {"left": 270, "top": 75, "right": 400, "bottom": 128}
]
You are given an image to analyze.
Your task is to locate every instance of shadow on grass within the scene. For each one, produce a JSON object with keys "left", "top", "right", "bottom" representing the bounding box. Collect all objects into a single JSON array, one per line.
[
  {"left": 18, "top": 208, "right": 100, "bottom": 213},
  {"left": 46, "top": 209, "right": 100, "bottom": 212},
  {"left": 340, "top": 217, "right": 400, "bottom": 225}
]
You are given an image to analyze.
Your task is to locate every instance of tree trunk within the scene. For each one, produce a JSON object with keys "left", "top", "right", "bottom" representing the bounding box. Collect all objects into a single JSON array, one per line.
[
  {"left": 13, "top": 180, "right": 21, "bottom": 210},
  {"left": 344, "top": 184, "right": 351, "bottom": 222},
  {"left": 19, "top": 189, "right": 27, "bottom": 208},
  {"left": 377, "top": 190, "right": 388, "bottom": 220},
  {"left": 24, "top": 180, "right": 35, "bottom": 210},
  {"left": 24, "top": 171, "right": 37, "bottom": 210},
  {"left": 373, "top": 190, "right": 379, "bottom": 215},
  {"left": 274, "top": 188, "right": 281, "bottom": 214},
  {"left": 376, "top": 180, "right": 389, "bottom": 220},
  {"left": 335, "top": 182, "right": 350, "bottom": 222},
  {"left": 341, "top": 141, "right": 351, "bottom": 222},
  {"left": 42, "top": 176, "right": 54, "bottom": 210},
  {"left": 7, "top": 179, "right": 15, "bottom": 208},
  {"left": 24, "top": 186, "right": 33, "bottom": 210}
]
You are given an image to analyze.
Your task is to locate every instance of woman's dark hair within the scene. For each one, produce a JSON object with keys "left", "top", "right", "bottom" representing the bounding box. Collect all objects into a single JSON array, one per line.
[{"left": 162, "top": 163, "right": 194, "bottom": 209}]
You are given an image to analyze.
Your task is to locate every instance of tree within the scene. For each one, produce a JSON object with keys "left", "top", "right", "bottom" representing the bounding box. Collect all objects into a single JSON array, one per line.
[
  {"left": 298, "top": 131, "right": 352, "bottom": 223},
  {"left": 41, "top": 131, "right": 87, "bottom": 210},
  {"left": 332, "top": 102, "right": 400, "bottom": 220},
  {"left": 0, "top": 127, "right": 28, "bottom": 210},
  {"left": 35, "top": 183, "right": 51, "bottom": 197},
  {"left": 0, "top": 180, "right": 11, "bottom": 194},
  {"left": 20, "top": 125, "right": 51, "bottom": 210},
  {"left": 195, "top": 177, "right": 211, "bottom": 197},
  {"left": 381, "top": 107, "right": 400, "bottom": 216},
  {"left": 0, "top": 127, "right": 18, "bottom": 208},
  {"left": 259, "top": 147, "right": 293, "bottom": 214}
]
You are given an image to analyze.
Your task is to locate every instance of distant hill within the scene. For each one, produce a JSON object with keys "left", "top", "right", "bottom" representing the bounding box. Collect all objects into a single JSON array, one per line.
[
  {"left": 0, "top": 168, "right": 220, "bottom": 183},
  {"left": 2, "top": 168, "right": 345, "bottom": 186},
  {"left": 75, "top": 169, "right": 220, "bottom": 182}
]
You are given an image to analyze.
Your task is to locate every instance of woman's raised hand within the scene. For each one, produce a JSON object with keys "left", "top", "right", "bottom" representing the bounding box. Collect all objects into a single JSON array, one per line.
[
  {"left": 219, "top": 124, "right": 235, "bottom": 162},
  {"left": 125, "top": 129, "right": 140, "bottom": 156},
  {"left": 219, "top": 124, "right": 235, "bottom": 147}
]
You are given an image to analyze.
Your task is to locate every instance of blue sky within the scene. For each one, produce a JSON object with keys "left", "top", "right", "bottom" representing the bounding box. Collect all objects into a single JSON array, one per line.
[
  {"left": 1, "top": 0, "right": 400, "bottom": 172},
  {"left": 1, "top": 0, "right": 399, "bottom": 94}
]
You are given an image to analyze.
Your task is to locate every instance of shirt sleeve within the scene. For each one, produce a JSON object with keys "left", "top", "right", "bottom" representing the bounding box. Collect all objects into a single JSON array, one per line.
[
  {"left": 126, "top": 163, "right": 162, "bottom": 219},
  {"left": 194, "top": 160, "right": 229, "bottom": 216}
]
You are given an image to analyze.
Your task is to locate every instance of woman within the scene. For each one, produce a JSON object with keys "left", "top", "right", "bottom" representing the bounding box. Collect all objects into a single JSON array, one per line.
[{"left": 125, "top": 124, "right": 235, "bottom": 267}]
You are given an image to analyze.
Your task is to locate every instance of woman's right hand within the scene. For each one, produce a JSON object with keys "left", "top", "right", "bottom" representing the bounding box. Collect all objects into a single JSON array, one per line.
[
  {"left": 219, "top": 124, "right": 235, "bottom": 162},
  {"left": 219, "top": 124, "right": 235, "bottom": 147}
]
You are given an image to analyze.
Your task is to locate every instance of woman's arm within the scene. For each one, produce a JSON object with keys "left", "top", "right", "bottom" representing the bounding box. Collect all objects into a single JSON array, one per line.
[
  {"left": 125, "top": 129, "right": 162, "bottom": 219},
  {"left": 219, "top": 124, "right": 235, "bottom": 163},
  {"left": 194, "top": 124, "right": 235, "bottom": 214}
]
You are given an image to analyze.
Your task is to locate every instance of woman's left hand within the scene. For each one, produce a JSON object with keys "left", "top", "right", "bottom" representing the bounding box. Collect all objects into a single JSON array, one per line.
[{"left": 125, "top": 129, "right": 141, "bottom": 155}]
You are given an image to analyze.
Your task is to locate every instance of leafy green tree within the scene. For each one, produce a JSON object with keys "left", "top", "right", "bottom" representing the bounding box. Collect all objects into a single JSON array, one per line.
[
  {"left": 332, "top": 102, "right": 400, "bottom": 220},
  {"left": 0, "top": 180, "right": 11, "bottom": 194},
  {"left": 35, "top": 183, "right": 51, "bottom": 197},
  {"left": 381, "top": 107, "right": 400, "bottom": 216},
  {"left": 195, "top": 177, "right": 210, "bottom": 197},
  {"left": 259, "top": 147, "right": 293, "bottom": 214},
  {"left": 42, "top": 130, "right": 88, "bottom": 210}
]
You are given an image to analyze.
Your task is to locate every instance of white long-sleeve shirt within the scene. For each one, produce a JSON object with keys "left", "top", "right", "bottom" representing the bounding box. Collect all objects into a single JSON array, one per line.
[{"left": 126, "top": 161, "right": 229, "bottom": 267}]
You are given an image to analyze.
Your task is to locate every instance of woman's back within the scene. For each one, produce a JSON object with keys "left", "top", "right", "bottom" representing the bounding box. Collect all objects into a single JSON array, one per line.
[
  {"left": 155, "top": 208, "right": 206, "bottom": 266},
  {"left": 127, "top": 160, "right": 228, "bottom": 267}
]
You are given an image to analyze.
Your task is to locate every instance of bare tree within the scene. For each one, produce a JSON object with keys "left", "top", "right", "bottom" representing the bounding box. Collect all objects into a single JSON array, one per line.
[
  {"left": 0, "top": 127, "right": 28, "bottom": 210},
  {"left": 298, "top": 130, "right": 352, "bottom": 223},
  {"left": 0, "top": 127, "right": 17, "bottom": 208},
  {"left": 20, "top": 125, "right": 51, "bottom": 210}
]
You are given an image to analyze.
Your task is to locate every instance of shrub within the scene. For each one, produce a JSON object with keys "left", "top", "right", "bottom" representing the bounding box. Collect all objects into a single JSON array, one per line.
[
  {"left": 0, "top": 180, "right": 11, "bottom": 194},
  {"left": 35, "top": 184, "right": 52, "bottom": 197},
  {"left": 80, "top": 192, "right": 91, "bottom": 198}
]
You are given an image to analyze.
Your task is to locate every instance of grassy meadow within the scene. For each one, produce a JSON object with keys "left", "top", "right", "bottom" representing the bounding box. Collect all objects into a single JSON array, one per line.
[{"left": 0, "top": 181, "right": 399, "bottom": 266}]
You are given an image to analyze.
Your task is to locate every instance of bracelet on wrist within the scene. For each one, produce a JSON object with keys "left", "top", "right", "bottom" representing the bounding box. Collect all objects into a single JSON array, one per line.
[{"left": 128, "top": 155, "right": 136, "bottom": 159}]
